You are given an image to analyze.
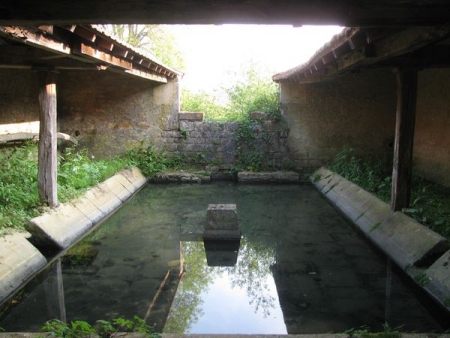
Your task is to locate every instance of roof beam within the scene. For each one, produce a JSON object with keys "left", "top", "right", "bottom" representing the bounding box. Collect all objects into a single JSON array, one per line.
[
  {"left": 0, "top": 26, "right": 71, "bottom": 55},
  {"left": 1, "top": 0, "right": 450, "bottom": 26}
]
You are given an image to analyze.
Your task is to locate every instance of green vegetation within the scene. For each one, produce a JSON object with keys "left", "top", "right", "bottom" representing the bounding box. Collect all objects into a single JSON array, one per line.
[
  {"left": 328, "top": 147, "right": 450, "bottom": 239},
  {"left": 338, "top": 324, "right": 402, "bottom": 338},
  {"left": 233, "top": 117, "right": 272, "bottom": 172},
  {"left": 181, "top": 62, "right": 280, "bottom": 122},
  {"left": 181, "top": 90, "right": 227, "bottom": 121},
  {"left": 99, "top": 24, "right": 185, "bottom": 70},
  {"left": 42, "top": 316, "right": 159, "bottom": 337},
  {"left": 0, "top": 142, "right": 189, "bottom": 234},
  {"left": 0, "top": 142, "right": 129, "bottom": 235}
]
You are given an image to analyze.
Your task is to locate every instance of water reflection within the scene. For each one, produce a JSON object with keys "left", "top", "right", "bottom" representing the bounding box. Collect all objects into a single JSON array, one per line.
[
  {"left": 203, "top": 239, "right": 240, "bottom": 267},
  {"left": 1, "top": 184, "right": 448, "bottom": 333},
  {"left": 164, "top": 239, "right": 287, "bottom": 334},
  {"left": 43, "top": 259, "right": 66, "bottom": 323}
]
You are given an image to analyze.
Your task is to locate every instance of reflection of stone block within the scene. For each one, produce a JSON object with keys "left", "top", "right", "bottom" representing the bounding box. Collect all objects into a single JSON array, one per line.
[
  {"left": 204, "top": 204, "right": 240, "bottom": 240},
  {"left": 204, "top": 240, "right": 240, "bottom": 266}
]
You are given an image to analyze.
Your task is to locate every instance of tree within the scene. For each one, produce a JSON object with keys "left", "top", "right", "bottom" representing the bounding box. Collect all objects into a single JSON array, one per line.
[{"left": 99, "top": 24, "right": 185, "bottom": 70}]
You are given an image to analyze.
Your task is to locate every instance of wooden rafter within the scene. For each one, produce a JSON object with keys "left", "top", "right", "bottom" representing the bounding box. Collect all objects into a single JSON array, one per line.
[
  {"left": 273, "top": 25, "right": 450, "bottom": 84},
  {"left": 0, "top": 25, "right": 180, "bottom": 83}
]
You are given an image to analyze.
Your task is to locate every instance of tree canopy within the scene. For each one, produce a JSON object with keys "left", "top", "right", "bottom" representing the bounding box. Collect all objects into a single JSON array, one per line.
[{"left": 99, "top": 24, "right": 185, "bottom": 70}]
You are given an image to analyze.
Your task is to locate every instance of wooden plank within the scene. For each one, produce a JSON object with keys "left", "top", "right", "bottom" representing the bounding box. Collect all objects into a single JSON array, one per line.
[
  {"left": 73, "top": 40, "right": 133, "bottom": 69},
  {"left": 0, "top": 132, "right": 78, "bottom": 144},
  {"left": 123, "top": 68, "right": 168, "bottom": 83},
  {"left": 38, "top": 71, "right": 58, "bottom": 207},
  {"left": 391, "top": 68, "right": 418, "bottom": 212},
  {"left": 0, "top": 26, "right": 71, "bottom": 55}
]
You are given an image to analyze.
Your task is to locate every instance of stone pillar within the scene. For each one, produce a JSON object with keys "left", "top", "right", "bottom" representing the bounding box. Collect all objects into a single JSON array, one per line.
[
  {"left": 204, "top": 204, "right": 240, "bottom": 240},
  {"left": 204, "top": 204, "right": 241, "bottom": 266}
]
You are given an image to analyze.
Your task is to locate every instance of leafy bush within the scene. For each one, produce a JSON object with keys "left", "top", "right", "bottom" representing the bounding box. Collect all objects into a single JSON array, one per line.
[
  {"left": 181, "top": 90, "right": 227, "bottom": 121},
  {"left": 0, "top": 143, "right": 40, "bottom": 233},
  {"left": 42, "top": 316, "right": 159, "bottom": 337},
  {"left": 181, "top": 62, "right": 280, "bottom": 122},
  {"left": 224, "top": 63, "right": 279, "bottom": 121},
  {"left": 328, "top": 147, "right": 392, "bottom": 202}
]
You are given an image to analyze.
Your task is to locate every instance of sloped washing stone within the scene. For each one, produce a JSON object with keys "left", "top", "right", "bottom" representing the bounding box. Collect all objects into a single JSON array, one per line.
[
  {"left": 102, "top": 175, "right": 134, "bottom": 201},
  {"left": 425, "top": 250, "right": 450, "bottom": 309},
  {"left": 371, "top": 212, "right": 449, "bottom": 268},
  {"left": 238, "top": 171, "right": 299, "bottom": 183},
  {"left": 72, "top": 195, "right": 106, "bottom": 224},
  {"left": 0, "top": 234, "right": 47, "bottom": 303},
  {"left": 311, "top": 168, "right": 392, "bottom": 234},
  {"left": 311, "top": 167, "right": 449, "bottom": 269},
  {"left": 29, "top": 203, "right": 94, "bottom": 249},
  {"left": 84, "top": 184, "right": 122, "bottom": 216},
  {"left": 121, "top": 166, "right": 147, "bottom": 189},
  {"left": 28, "top": 167, "right": 146, "bottom": 250}
]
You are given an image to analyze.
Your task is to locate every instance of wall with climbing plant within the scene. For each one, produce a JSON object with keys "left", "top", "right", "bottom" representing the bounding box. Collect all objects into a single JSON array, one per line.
[{"left": 161, "top": 111, "right": 292, "bottom": 172}]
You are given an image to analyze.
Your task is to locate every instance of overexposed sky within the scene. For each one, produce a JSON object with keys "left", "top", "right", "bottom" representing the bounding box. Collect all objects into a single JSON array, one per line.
[{"left": 168, "top": 25, "right": 343, "bottom": 92}]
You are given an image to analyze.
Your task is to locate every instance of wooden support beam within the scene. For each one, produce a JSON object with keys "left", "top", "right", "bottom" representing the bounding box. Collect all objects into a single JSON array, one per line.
[
  {"left": 38, "top": 70, "right": 58, "bottom": 207},
  {"left": 391, "top": 68, "right": 418, "bottom": 212}
]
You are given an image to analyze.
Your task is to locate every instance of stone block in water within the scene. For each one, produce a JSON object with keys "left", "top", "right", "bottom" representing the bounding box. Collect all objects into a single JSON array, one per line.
[
  {"left": 206, "top": 204, "right": 238, "bottom": 230},
  {"left": 204, "top": 204, "right": 240, "bottom": 240}
]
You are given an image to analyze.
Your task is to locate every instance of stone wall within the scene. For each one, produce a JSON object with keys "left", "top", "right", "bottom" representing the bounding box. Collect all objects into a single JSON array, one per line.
[
  {"left": 0, "top": 69, "right": 180, "bottom": 158},
  {"left": 279, "top": 69, "right": 397, "bottom": 178},
  {"left": 57, "top": 71, "right": 180, "bottom": 158},
  {"left": 279, "top": 67, "right": 450, "bottom": 186},
  {"left": 414, "top": 69, "right": 450, "bottom": 186},
  {"left": 0, "top": 70, "right": 40, "bottom": 124},
  {"left": 161, "top": 112, "right": 291, "bottom": 170}
]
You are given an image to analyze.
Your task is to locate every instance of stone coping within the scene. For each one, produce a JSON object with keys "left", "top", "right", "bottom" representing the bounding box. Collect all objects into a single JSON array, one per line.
[
  {"left": 238, "top": 171, "right": 300, "bottom": 183},
  {"left": 0, "top": 166, "right": 147, "bottom": 305},
  {"left": 151, "top": 170, "right": 301, "bottom": 184},
  {"left": 0, "top": 234, "right": 47, "bottom": 305},
  {"left": 311, "top": 167, "right": 450, "bottom": 311}
]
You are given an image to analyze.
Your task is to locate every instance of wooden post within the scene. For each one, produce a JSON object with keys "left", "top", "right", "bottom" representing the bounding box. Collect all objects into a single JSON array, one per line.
[
  {"left": 44, "top": 259, "right": 66, "bottom": 322},
  {"left": 38, "top": 71, "right": 58, "bottom": 207},
  {"left": 391, "top": 68, "right": 418, "bottom": 211}
]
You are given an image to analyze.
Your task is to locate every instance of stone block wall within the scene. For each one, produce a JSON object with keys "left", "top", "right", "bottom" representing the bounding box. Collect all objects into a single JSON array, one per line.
[
  {"left": 279, "top": 69, "right": 397, "bottom": 177},
  {"left": 0, "top": 68, "right": 180, "bottom": 158},
  {"left": 279, "top": 67, "right": 450, "bottom": 186},
  {"left": 57, "top": 72, "right": 180, "bottom": 158},
  {"left": 161, "top": 112, "right": 291, "bottom": 169}
]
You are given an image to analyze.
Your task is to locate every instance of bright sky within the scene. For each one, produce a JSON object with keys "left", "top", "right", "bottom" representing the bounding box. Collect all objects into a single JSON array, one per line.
[{"left": 168, "top": 24, "right": 343, "bottom": 93}]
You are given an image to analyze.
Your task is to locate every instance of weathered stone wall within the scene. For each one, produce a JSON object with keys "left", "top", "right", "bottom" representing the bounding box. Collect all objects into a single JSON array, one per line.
[
  {"left": 280, "top": 67, "right": 450, "bottom": 186},
  {"left": 279, "top": 69, "right": 397, "bottom": 178},
  {"left": 0, "top": 70, "right": 40, "bottom": 124},
  {"left": 57, "top": 71, "right": 180, "bottom": 158},
  {"left": 0, "top": 69, "right": 180, "bottom": 158},
  {"left": 414, "top": 69, "right": 450, "bottom": 186},
  {"left": 161, "top": 112, "right": 291, "bottom": 169}
]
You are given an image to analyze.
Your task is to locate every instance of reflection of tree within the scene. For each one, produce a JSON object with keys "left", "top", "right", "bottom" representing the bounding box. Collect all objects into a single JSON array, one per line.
[
  {"left": 221, "top": 238, "right": 277, "bottom": 317},
  {"left": 163, "top": 242, "right": 216, "bottom": 333},
  {"left": 165, "top": 238, "right": 277, "bottom": 333}
]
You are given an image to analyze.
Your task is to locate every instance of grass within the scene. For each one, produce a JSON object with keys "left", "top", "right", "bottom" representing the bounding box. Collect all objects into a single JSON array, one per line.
[
  {"left": 0, "top": 141, "right": 191, "bottom": 235},
  {"left": 0, "top": 142, "right": 131, "bottom": 235},
  {"left": 328, "top": 147, "right": 450, "bottom": 240}
]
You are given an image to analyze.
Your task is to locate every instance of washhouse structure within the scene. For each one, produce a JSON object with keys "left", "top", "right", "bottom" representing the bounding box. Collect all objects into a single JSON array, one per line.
[
  {"left": 0, "top": 25, "right": 182, "bottom": 205},
  {"left": 273, "top": 25, "right": 450, "bottom": 210},
  {"left": 1, "top": 0, "right": 450, "bottom": 333}
]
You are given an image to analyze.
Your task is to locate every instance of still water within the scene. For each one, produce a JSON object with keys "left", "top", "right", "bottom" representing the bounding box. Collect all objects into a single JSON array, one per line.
[{"left": 0, "top": 183, "right": 448, "bottom": 333}]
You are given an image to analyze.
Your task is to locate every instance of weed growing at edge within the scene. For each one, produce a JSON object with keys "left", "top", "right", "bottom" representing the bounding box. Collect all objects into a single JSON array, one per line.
[
  {"left": 42, "top": 316, "right": 160, "bottom": 338},
  {"left": 328, "top": 147, "right": 450, "bottom": 240}
]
